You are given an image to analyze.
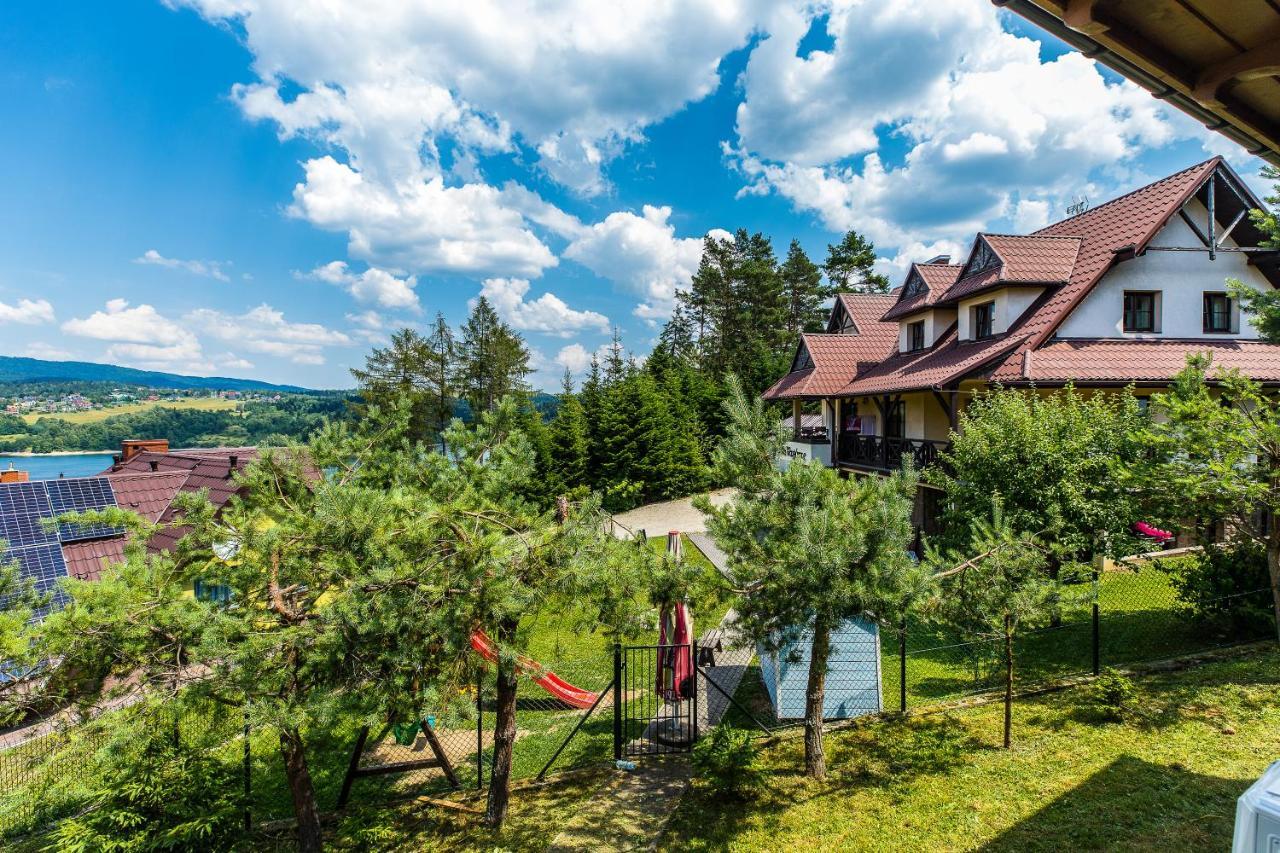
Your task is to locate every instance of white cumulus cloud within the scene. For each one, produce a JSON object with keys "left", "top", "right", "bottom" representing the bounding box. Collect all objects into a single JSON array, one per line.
[
  {"left": 303, "top": 260, "right": 420, "bottom": 312},
  {"left": 564, "top": 205, "right": 729, "bottom": 323},
  {"left": 477, "top": 278, "right": 609, "bottom": 338},
  {"left": 0, "top": 298, "right": 55, "bottom": 325},
  {"left": 185, "top": 304, "right": 352, "bottom": 365}
]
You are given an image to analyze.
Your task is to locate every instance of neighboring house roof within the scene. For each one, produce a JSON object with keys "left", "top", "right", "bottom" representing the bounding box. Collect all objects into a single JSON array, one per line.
[
  {"left": 880, "top": 263, "right": 963, "bottom": 321},
  {"left": 105, "top": 470, "right": 189, "bottom": 522},
  {"left": 1018, "top": 339, "right": 1280, "bottom": 384},
  {"left": 763, "top": 294, "right": 899, "bottom": 400},
  {"left": 64, "top": 538, "right": 128, "bottom": 582}
]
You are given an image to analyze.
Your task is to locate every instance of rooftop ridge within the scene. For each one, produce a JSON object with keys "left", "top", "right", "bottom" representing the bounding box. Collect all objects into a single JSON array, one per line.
[{"left": 1032, "top": 156, "right": 1220, "bottom": 235}]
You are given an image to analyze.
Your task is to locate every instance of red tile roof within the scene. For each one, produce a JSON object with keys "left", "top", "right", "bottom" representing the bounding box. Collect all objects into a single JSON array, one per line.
[
  {"left": 842, "top": 325, "right": 1028, "bottom": 395},
  {"left": 63, "top": 538, "right": 127, "bottom": 582},
  {"left": 881, "top": 263, "right": 962, "bottom": 321},
  {"left": 989, "top": 157, "right": 1223, "bottom": 382},
  {"left": 763, "top": 294, "right": 898, "bottom": 400},
  {"left": 105, "top": 471, "right": 188, "bottom": 522},
  {"left": 1016, "top": 339, "right": 1280, "bottom": 384},
  {"left": 984, "top": 235, "right": 1082, "bottom": 282}
]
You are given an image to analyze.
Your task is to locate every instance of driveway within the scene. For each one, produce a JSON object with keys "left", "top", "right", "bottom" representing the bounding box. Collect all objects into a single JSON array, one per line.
[{"left": 609, "top": 488, "right": 735, "bottom": 539}]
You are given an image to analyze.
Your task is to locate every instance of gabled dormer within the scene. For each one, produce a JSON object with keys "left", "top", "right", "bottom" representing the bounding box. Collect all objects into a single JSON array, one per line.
[
  {"left": 958, "top": 235, "right": 1002, "bottom": 280},
  {"left": 826, "top": 298, "right": 859, "bottom": 334},
  {"left": 880, "top": 258, "right": 962, "bottom": 352}
]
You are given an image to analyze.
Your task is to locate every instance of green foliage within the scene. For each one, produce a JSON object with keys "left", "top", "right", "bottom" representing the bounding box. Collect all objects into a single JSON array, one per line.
[
  {"left": 933, "top": 385, "right": 1147, "bottom": 559},
  {"left": 1155, "top": 542, "right": 1273, "bottom": 638},
  {"left": 1088, "top": 668, "right": 1137, "bottom": 722},
  {"left": 823, "top": 229, "right": 890, "bottom": 294},
  {"left": 456, "top": 296, "right": 531, "bottom": 416},
  {"left": 699, "top": 377, "right": 925, "bottom": 775},
  {"left": 47, "top": 707, "right": 243, "bottom": 851},
  {"left": 692, "top": 725, "right": 763, "bottom": 800},
  {"left": 1226, "top": 168, "right": 1280, "bottom": 341},
  {"left": 780, "top": 239, "right": 827, "bottom": 339}
]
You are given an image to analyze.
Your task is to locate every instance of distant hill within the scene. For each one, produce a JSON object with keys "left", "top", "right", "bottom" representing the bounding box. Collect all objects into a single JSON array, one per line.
[{"left": 0, "top": 356, "right": 310, "bottom": 393}]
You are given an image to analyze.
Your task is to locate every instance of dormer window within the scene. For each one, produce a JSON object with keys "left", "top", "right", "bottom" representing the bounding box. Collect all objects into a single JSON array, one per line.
[
  {"left": 908, "top": 321, "right": 926, "bottom": 351},
  {"left": 971, "top": 301, "right": 995, "bottom": 340},
  {"left": 1123, "top": 291, "right": 1157, "bottom": 333}
]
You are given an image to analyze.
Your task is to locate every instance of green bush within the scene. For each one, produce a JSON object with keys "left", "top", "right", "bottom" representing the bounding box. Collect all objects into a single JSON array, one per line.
[
  {"left": 1089, "top": 668, "right": 1138, "bottom": 722},
  {"left": 692, "top": 725, "right": 763, "bottom": 800},
  {"left": 1156, "top": 542, "right": 1273, "bottom": 639},
  {"left": 47, "top": 711, "right": 244, "bottom": 852}
]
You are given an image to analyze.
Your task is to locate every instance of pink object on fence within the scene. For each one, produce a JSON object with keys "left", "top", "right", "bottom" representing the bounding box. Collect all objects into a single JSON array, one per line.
[
  {"left": 657, "top": 601, "right": 694, "bottom": 701},
  {"left": 469, "top": 630, "right": 598, "bottom": 709},
  {"left": 1133, "top": 521, "right": 1174, "bottom": 544}
]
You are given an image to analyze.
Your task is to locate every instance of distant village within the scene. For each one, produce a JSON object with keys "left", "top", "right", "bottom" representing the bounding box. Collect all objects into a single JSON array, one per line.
[{"left": 1, "top": 387, "right": 282, "bottom": 418}]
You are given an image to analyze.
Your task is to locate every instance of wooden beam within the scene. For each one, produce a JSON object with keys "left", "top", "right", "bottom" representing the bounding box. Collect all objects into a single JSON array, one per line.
[
  {"left": 1219, "top": 208, "right": 1247, "bottom": 247},
  {"left": 1063, "top": 0, "right": 1107, "bottom": 36},
  {"left": 1193, "top": 38, "right": 1280, "bottom": 106},
  {"left": 1208, "top": 172, "right": 1217, "bottom": 261},
  {"left": 1178, "top": 208, "right": 1210, "bottom": 247}
]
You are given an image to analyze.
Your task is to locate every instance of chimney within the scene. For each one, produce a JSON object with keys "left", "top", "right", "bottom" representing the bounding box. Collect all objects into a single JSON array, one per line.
[
  {"left": 0, "top": 464, "right": 29, "bottom": 484},
  {"left": 121, "top": 439, "right": 169, "bottom": 462},
  {"left": 924, "top": 254, "right": 951, "bottom": 264},
  {"left": 149, "top": 460, "right": 159, "bottom": 472}
]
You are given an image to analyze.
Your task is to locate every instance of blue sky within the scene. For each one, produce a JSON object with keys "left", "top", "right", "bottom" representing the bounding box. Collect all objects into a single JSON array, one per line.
[{"left": 0, "top": 1, "right": 1264, "bottom": 389}]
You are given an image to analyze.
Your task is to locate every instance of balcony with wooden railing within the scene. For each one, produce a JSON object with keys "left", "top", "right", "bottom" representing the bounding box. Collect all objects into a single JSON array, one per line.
[{"left": 836, "top": 433, "right": 950, "bottom": 472}]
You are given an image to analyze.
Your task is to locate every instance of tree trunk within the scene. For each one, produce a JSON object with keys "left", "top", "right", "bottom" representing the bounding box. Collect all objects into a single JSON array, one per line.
[
  {"left": 1268, "top": 521, "right": 1280, "bottom": 645},
  {"left": 280, "top": 726, "right": 323, "bottom": 853},
  {"left": 485, "top": 618, "right": 520, "bottom": 828},
  {"left": 1002, "top": 614, "right": 1014, "bottom": 750},
  {"left": 804, "top": 618, "right": 831, "bottom": 780}
]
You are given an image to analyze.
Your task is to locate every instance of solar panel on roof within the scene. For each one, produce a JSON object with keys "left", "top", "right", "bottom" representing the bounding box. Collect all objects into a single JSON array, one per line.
[
  {"left": 45, "top": 477, "right": 121, "bottom": 542},
  {"left": 0, "top": 482, "right": 58, "bottom": 549},
  {"left": 4, "top": 542, "right": 70, "bottom": 618}
]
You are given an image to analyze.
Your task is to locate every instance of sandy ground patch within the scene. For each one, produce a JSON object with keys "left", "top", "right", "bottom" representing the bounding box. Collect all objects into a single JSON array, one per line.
[{"left": 609, "top": 488, "right": 736, "bottom": 538}]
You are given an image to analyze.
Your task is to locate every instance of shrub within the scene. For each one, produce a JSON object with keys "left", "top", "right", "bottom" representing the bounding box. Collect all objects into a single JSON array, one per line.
[
  {"left": 1156, "top": 542, "right": 1273, "bottom": 638},
  {"left": 48, "top": 710, "right": 244, "bottom": 852},
  {"left": 1089, "top": 668, "right": 1138, "bottom": 722},
  {"left": 692, "top": 725, "right": 763, "bottom": 799}
]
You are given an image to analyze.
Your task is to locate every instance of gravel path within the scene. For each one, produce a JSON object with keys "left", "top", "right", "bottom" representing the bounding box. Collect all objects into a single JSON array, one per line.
[{"left": 609, "top": 488, "right": 735, "bottom": 539}]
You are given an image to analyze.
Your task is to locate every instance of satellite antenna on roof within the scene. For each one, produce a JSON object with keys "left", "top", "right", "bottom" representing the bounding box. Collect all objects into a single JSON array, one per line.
[{"left": 1066, "top": 195, "right": 1090, "bottom": 216}]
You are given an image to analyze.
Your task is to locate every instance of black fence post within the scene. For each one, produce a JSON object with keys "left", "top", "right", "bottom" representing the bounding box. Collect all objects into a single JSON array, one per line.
[
  {"left": 242, "top": 706, "right": 251, "bottom": 833},
  {"left": 475, "top": 668, "right": 484, "bottom": 790},
  {"left": 613, "top": 643, "right": 623, "bottom": 761},
  {"left": 899, "top": 620, "right": 907, "bottom": 714},
  {"left": 690, "top": 641, "right": 699, "bottom": 744},
  {"left": 1092, "top": 566, "right": 1101, "bottom": 676}
]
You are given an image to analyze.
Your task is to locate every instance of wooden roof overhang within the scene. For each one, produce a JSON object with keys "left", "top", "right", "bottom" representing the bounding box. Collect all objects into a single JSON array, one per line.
[{"left": 995, "top": 0, "right": 1280, "bottom": 167}]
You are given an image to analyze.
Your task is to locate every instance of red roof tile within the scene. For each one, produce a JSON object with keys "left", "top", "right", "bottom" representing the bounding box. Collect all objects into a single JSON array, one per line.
[
  {"left": 881, "top": 264, "right": 963, "bottom": 321},
  {"left": 842, "top": 326, "right": 1028, "bottom": 395},
  {"left": 763, "top": 294, "right": 898, "bottom": 400},
  {"left": 989, "top": 157, "right": 1223, "bottom": 381},
  {"left": 1017, "top": 339, "right": 1280, "bottom": 384},
  {"left": 63, "top": 538, "right": 127, "bottom": 582},
  {"left": 104, "top": 471, "right": 188, "bottom": 522},
  {"left": 984, "top": 235, "right": 1081, "bottom": 282}
]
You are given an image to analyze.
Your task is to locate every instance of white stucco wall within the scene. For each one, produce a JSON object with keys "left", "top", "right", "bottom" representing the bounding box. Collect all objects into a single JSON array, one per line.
[
  {"left": 958, "top": 287, "right": 1045, "bottom": 339},
  {"left": 1056, "top": 201, "right": 1269, "bottom": 339},
  {"left": 897, "top": 308, "right": 957, "bottom": 351}
]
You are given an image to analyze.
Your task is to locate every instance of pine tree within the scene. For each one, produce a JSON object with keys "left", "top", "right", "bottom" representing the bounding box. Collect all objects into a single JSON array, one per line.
[
  {"left": 824, "top": 230, "right": 890, "bottom": 293},
  {"left": 580, "top": 355, "right": 606, "bottom": 487},
  {"left": 780, "top": 239, "right": 828, "bottom": 338},
  {"left": 457, "top": 297, "right": 531, "bottom": 416},
  {"left": 603, "top": 327, "right": 627, "bottom": 387}
]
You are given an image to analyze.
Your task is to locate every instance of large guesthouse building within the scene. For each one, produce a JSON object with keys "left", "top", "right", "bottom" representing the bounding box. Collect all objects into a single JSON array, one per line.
[{"left": 763, "top": 157, "right": 1280, "bottom": 531}]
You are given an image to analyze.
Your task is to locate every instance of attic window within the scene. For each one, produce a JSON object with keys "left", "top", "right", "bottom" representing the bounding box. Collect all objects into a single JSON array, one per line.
[
  {"left": 792, "top": 343, "right": 814, "bottom": 372},
  {"left": 908, "top": 321, "right": 926, "bottom": 352},
  {"left": 902, "top": 270, "right": 926, "bottom": 298},
  {"left": 971, "top": 301, "right": 995, "bottom": 340},
  {"left": 961, "top": 238, "right": 1000, "bottom": 279},
  {"left": 828, "top": 302, "right": 858, "bottom": 334}
]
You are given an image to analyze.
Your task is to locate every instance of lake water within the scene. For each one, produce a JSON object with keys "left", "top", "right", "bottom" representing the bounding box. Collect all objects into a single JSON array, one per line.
[{"left": 0, "top": 453, "right": 116, "bottom": 480}]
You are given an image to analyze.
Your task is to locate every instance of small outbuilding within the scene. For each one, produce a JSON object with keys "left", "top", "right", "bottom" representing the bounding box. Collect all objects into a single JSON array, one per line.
[{"left": 757, "top": 617, "right": 882, "bottom": 720}]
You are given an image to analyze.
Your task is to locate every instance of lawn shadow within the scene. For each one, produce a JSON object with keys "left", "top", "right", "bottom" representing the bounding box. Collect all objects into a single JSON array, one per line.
[
  {"left": 826, "top": 714, "right": 990, "bottom": 788},
  {"left": 979, "top": 755, "right": 1246, "bottom": 851}
]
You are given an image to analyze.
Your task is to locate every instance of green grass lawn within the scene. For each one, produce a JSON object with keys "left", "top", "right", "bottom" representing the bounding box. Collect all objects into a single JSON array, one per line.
[
  {"left": 662, "top": 644, "right": 1280, "bottom": 852},
  {"left": 19, "top": 397, "right": 240, "bottom": 425}
]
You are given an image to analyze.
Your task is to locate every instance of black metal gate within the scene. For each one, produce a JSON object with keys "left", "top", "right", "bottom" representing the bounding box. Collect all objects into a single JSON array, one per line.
[{"left": 613, "top": 642, "right": 698, "bottom": 758}]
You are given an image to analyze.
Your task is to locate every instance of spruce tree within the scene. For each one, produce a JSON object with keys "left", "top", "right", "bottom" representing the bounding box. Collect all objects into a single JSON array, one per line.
[
  {"left": 824, "top": 230, "right": 890, "bottom": 293},
  {"left": 424, "top": 312, "right": 458, "bottom": 446},
  {"left": 349, "top": 328, "right": 434, "bottom": 442},
  {"left": 456, "top": 296, "right": 531, "bottom": 416},
  {"left": 548, "top": 370, "right": 590, "bottom": 494},
  {"left": 580, "top": 354, "right": 606, "bottom": 487}
]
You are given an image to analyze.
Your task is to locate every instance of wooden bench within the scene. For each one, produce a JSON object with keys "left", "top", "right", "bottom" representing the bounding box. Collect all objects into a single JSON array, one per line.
[{"left": 697, "top": 628, "right": 725, "bottom": 667}]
